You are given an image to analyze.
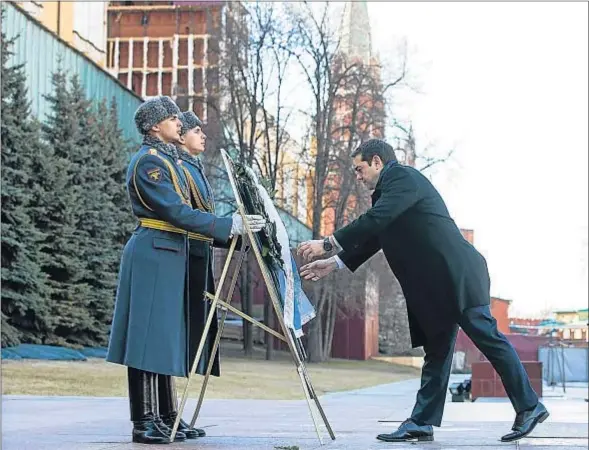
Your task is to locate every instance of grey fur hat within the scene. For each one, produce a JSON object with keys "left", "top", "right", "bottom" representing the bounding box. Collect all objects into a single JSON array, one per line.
[
  {"left": 179, "top": 110, "right": 204, "bottom": 136},
  {"left": 134, "top": 96, "right": 181, "bottom": 134}
]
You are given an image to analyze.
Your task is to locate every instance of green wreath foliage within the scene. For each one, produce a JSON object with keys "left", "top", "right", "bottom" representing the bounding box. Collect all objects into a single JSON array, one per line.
[{"left": 233, "top": 163, "right": 284, "bottom": 269}]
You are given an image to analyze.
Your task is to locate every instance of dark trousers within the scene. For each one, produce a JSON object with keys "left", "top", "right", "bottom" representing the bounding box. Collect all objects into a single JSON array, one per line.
[{"left": 410, "top": 305, "right": 539, "bottom": 427}]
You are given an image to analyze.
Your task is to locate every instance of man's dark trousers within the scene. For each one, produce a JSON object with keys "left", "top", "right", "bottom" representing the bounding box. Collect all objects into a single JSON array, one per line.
[{"left": 410, "top": 305, "right": 539, "bottom": 427}]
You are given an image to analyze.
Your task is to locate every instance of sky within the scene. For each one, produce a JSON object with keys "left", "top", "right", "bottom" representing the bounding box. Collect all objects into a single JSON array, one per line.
[
  {"left": 364, "top": 2, "right": 588, "bottom": 317},
  {"left": 49, "top": 2, "right": 584, "bottom": 319}
]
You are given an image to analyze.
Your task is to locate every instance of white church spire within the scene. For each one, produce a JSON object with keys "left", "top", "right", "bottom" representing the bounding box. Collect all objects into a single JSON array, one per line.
[{"left": 339, "top": 1, "right": 372, "bottom": 64}]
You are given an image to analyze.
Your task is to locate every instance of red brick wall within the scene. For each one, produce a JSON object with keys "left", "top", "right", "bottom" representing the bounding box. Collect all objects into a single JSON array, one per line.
[
  {"left": 490, "top": 297, "right": 511, "bottom": 335},
  {"left": 331, "top": 307, "right": 379, "bottom": 360},
  {"left": 460, "top": 229, "right": 474, "bottom": 245},
  {"left": 471, "top": 361, "right": 543, "bottom": 400},
  {"left": 455, "top": 331, "right": 551, "bottom": 371},
  {"left": 331, "top": 311, "right": 367, "bottom": 360}
]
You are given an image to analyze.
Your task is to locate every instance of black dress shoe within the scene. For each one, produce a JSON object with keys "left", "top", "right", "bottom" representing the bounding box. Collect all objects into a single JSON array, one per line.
[
  {"left": 501, "top": 402, "right": 549, "bottom": 442},
  {"left": 376, "top": 419, "right": 434, "bottom": 442},
  {"left": 162, "top": 413, "right": 206, "bottom": 439}
]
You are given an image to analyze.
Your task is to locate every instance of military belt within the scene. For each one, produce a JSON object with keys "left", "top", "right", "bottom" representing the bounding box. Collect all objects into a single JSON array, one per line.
[{"left": 139, "top": 218, "right": 213, "bottom": 243}]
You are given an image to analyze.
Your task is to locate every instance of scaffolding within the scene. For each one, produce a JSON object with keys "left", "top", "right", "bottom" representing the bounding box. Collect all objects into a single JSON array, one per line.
[{"left": 106, "top": 2, "right": 236, "bottom": 121}]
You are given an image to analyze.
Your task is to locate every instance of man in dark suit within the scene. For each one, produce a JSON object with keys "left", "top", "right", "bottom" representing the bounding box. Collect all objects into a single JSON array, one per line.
[{"left": 297, "top": 139, "right": 548, "bottom": 443}]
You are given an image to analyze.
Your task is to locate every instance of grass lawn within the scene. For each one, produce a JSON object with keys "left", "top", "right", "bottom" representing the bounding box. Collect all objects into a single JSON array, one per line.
[{"left": 2, "top": 342, "right": 419, "bottom": 399}]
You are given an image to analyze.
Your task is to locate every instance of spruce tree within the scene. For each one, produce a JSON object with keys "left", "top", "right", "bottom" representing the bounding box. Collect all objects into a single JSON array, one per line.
[
  {"left": 1, "top": 20, "right": 52, "bottom": 347},
  {"left": 73, "top": 95, "right": 124, "bottom": 345},
  {"left": 103, "top": 100, "right": 135, "bottom": 247},
  {"left": 36, "top": 70, "right": 93, "bottom": 347},
  {"left": 90, "top": 100, "right": 135, "bottom": 343},
  {"left": 54, "top": 84, "right": 135, "bottom": 346}
]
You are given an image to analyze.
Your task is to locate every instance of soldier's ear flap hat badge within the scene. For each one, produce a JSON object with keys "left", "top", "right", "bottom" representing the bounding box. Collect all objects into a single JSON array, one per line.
[{"left": 134, "top": 96, "right": 181, "bottom": 135}]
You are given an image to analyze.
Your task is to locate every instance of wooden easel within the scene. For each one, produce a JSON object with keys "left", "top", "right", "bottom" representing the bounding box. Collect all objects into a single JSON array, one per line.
[{"left": 170, "top": 150, "right": 335, "bottom": 444}]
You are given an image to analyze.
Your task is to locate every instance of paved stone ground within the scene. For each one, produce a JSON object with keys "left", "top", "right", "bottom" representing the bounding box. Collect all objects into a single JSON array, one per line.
[{"left": 2, "top": 375, "right": 588, "bottom": 450}]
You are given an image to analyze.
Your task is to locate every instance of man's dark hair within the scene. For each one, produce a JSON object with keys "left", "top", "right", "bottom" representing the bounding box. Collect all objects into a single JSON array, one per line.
[{"left": 351, "top": 139, "right": 397, "bottom": 165}]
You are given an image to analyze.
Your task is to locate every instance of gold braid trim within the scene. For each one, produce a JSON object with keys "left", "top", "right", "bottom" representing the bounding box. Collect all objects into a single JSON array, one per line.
[
  {"left": 154, "top": 154, "right": 191, "bottom": 206},
  {"left": 132, "top": 154, "right": 154, "bottom": 211},
  {"left": 132, "top": 149, "right": 192, "bottom": 210},
  {"left": 182, "top": 166, "right": 213, "bottom": 212},
  {"left": 139, "top": 218, "right": 213, "bottom": 242}
]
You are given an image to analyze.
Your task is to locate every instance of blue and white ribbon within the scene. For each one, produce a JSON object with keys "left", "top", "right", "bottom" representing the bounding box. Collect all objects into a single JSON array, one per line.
[{"left": 245, "top": 167, "right": 316, "bottom": 336}]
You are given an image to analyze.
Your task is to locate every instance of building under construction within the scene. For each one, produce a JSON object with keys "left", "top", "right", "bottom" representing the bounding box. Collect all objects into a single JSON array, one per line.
[{"left": 106, "top": 1, "right": 244, "bottom": 128}]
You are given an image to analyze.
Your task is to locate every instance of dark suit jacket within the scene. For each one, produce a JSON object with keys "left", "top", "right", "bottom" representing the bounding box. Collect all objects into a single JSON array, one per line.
[{"left": 334, "top": 161, "right": 490, "bottom": 347}]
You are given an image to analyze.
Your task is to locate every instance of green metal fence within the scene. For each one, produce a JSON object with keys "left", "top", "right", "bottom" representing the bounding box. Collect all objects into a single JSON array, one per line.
[{"left": 2, "top": 3, "right": 142, "bottom": 143}]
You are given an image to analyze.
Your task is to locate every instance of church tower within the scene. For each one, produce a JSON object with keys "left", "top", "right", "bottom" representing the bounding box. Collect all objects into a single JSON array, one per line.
[
  {"left": 327, "top": 2, "right": 384, "bottom": 361},
  {"left": 339, "top": 1, "right": 373, "bottom": 65},
  {"left": 333, "top": 1, "right": 383, "bottom": 142}
]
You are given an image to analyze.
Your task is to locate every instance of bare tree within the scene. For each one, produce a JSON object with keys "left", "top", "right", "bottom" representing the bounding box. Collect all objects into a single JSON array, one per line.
[
  {"left": 318, "top": 62, "right": 390, "bottom": 360},
  {"left": 280, "top": 2, "right": 351, "bottom": 361},
  {"left": 205, "top": 2, "right": 302, "bottom": 358},
  {"left": 283, "top": 2, "right": 413, "bottom": 361},
  {"left": 206, "top": 1, "right": 453, "bottom": 361},
  {"left": 391, "top": 121, "right": 455, "bottom": 172}
]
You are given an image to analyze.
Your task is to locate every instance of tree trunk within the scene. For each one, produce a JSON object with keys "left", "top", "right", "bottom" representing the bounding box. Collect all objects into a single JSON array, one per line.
[
  {"left": 324, "top": 290, "right": 337, "bottom": 360},
  {"left": 311, "top": 187, "right": 324, "bottom": 239},
  {"left": 306, "top": 284, "right": 325, "bottom": 362},
  {"left": 306, "top": 316, "right": 323, "bottom": 362},
  {"left": 264, "top": 293, "right": 274, "bottom": 360},
  {"left": 240, "top": 256, "right": 254, "bottom": 356},
  {"left": 245, "top": 257, "right": 254, "bottom": 356},
  {"left": 239, "top": 260, "right": 248, "bottom": 353}
]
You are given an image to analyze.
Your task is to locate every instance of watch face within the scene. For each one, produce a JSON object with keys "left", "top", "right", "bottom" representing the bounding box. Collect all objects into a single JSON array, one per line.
[{"left": 323, "top": 238, "right": 333, "bottom": 251}]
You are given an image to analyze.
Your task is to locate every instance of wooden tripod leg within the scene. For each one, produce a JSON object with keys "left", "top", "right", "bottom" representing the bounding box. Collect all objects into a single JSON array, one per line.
[
  {"left": 296, "top": 336, "right": 308, "bottom": 362},
  {"left": 189, "top": 307, "right": 228, "bottom": 427},
  {"left": 170, "top": 237, "right": 239, "bottom": 443},
  {"left": 218, "top": 149, "right": 334, "bottom": 443},
  {"left": 189, "top": 245, "right": 248, "bottom": 428},
  {"left": 250, "top": 245, "right": 333, "bottom": 443},
  {"left": 296, "top": 362, "right": 324, "bottom": 445},
  {"left": 300, "top": 363, "right": 336, "bottom": 440},
  {"left": 289, "top": 327, "right": 335, "bottom": 440}
]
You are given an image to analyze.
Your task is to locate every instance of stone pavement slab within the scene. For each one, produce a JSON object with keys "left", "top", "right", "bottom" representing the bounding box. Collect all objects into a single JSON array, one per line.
[{"left": 2, "top": 375, "right": 587, "bottom": 450}]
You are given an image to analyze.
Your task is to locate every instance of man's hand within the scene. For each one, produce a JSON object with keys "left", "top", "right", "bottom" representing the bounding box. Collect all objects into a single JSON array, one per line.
[
  {"left": 300, "top": 258, "right": 337, "bottom": 282},
  {"left": 231, "top": 212, "right": 266, "bottom": 236},
  {"left": 296, "top": 240, "right": 326, "bottom": 261}
]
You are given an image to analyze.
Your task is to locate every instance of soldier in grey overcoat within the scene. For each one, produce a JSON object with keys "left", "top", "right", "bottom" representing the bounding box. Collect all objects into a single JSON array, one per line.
[
  {"left": 106, "top": 96, "right": 265, "bottom": 444},
  {"left": 155, "top": 110, "right": 227, "bottom": 440}
]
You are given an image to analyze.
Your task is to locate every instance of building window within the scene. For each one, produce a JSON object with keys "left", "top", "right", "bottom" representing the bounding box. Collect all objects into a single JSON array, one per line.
[
  {"left": 573, "top": 329, "right": 583, "bottom": 340},
  {"left": 563, "top": 329, "right": 571, "bottom": 340}
]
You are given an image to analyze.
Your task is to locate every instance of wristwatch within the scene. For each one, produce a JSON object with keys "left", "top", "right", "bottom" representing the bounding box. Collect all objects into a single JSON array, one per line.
[{"left": 322, "top": 237, "right": 333, "bottom": 252}]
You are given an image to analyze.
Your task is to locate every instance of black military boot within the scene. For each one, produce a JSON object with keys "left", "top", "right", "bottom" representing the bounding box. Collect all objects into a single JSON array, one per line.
[
  {"left": 128, "top": 367, "right": 170, "bottom": 444},
  {"left": 159, "top": 374, "right": 206, "bottom": 438},
  {"left": 152, "top": 374, "right": 187, "bottom": 442}
]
